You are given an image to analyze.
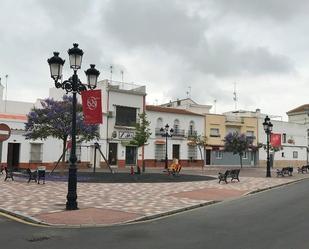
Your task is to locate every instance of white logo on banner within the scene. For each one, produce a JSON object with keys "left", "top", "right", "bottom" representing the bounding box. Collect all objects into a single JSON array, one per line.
[{"left": 87, "top": 97, "right": 97, "bottom": 110}]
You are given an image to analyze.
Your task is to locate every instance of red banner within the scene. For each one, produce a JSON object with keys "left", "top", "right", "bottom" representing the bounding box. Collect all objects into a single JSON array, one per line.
[
  {"left": 81, "top": 89, "right": 103, "bottom": 124},
  {"left": 270, "top": 133, "right": 281, "bottom": 147}
]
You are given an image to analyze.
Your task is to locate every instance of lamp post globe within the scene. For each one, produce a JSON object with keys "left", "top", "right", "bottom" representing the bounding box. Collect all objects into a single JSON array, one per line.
[{"left": 47, "top": 43, "right": 100, "bottom": 210}]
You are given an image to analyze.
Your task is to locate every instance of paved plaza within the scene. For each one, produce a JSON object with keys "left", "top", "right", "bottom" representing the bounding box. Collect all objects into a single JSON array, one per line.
[{"left": 0, "top": 167, "right": 308, "bottom": 226}]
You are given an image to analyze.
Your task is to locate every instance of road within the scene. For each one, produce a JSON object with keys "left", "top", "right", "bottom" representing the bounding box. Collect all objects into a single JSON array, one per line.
[{"left": 1, "top": 179, "right": 309, "bottom": 249}]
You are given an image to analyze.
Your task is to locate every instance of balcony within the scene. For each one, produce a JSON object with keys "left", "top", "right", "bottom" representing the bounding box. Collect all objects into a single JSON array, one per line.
[
  {"left": 155, "top": 128, "right": 185, "bottom": 137},
  {"left": 173, "top": 129, "right": 185, "bottom": 137},
  {"left": 225, "top": 115, "right": 244, "bottom": 125},
  {"left": 187, "top": 130, "right": 197, "bottom": 138}
]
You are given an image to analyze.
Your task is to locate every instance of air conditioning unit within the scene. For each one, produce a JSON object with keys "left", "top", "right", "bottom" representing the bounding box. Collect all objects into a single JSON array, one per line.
[{"left": 107, "top": 111, "right": 113, "bottom": 117}]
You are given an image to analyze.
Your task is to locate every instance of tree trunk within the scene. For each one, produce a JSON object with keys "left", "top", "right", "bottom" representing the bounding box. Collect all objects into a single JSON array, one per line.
[
  {"left": 198, "top": 146, "right": 204, "bottom": 170},
  {"left": 239, "top": 155, "right": 243, "bottom": 168},
  {"left": 61, "top": 137, "right": 67, "bottom": 174}
]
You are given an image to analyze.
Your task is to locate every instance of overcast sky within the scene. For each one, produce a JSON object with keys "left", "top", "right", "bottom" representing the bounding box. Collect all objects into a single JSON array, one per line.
[{"left": 1, "top": 0, "right": 309, "bottom": 119}]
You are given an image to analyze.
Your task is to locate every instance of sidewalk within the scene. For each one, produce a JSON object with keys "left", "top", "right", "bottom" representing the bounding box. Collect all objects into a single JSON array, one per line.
[{"left": 1, "top": 168, "right": 308, "bottom": 227}]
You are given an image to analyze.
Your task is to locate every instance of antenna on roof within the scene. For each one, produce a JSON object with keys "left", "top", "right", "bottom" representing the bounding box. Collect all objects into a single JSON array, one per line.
[
  {"left": 214, "top": 99, "right": 217, "bottom": 114},
  {"left": 110, "top": 65, "right": 113, "bottom": 82},
  {"left": 186, "top": 86, "right": 191, "bottom": 99},
  {"left": 233, "top": 82, "right": 238, "bottom": 111},
  {"left": 121, "top": 70, "right": 124, "bottom": 83},
  {"left": 5, "top": 74, "right": 8, "bottom": 112}
]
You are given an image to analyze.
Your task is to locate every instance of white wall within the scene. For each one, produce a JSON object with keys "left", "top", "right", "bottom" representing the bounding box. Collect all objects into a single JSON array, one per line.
[
  {"left": 145, "top": 110, "right": 204, "bottom": 160},
  {"left": 258, "top": 118, "right": 308, "bottom": 162}
]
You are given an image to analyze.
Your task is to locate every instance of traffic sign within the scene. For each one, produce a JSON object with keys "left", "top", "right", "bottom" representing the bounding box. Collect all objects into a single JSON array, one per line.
[{"left": 0, "top": 123, "right": 11, "bottom": 142}]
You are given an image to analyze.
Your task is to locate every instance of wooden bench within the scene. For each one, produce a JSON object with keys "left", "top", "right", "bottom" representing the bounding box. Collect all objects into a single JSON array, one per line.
[
  {"left": 218, "top": 169, "right": 240, "bottom": 184},
  {"left": 297, "top": 165, "right": 309, "bottom": 174},
  {"left": 167, "top": 163, "right": 182, "bottom": 176},
  {"left": 277, "top": 167, "right": 293, "bottom": 177},
  {"left": 26, "top": 168, "right": 37, "bottom": 183},
  {"left": 4, "top": 167, "right": 14, "bottom": 181},
  {"left": 218, "top": 170, "right": 230, "bottom": 184},
  {"left": 229, "top": 169, "right": 240, "bottom": 182}
]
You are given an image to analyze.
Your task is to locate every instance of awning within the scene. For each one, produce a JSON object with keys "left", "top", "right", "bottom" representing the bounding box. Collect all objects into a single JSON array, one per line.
[{"left": 154, "top": 140, "right": 166, "bottom": 145}]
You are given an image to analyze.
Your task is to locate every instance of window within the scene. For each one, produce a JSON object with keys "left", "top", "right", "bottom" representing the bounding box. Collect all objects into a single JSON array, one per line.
[
  {"left": 215, "top": 151, "right": 223, "bottom": 159},
  {"left": 156, "top": 117, "right": 163, "bottom": 128},
  {"left": 282, "top": 133, "right": 287, "bottom": 143},
  {"left": 242, "top": 152, "right": 248, "bottom": 159},
  {"left": 282, "top": 152, "right": 285, "bottom": 158},
  {"left": 174, "top": 119, "right": 180, "bottom": 131},
  {"left": 30, "top": 143, "right": 43, "bottom": 163},
  {"left": 293, "top": 151, "right": 298, "bottom": 159},
  {"left": 188, "top": 121, "right": 196, "bottom": 136},
  {"left": 246, "top": 131, "right": 254, "bottom": 137},
  {"left": 188, "top": 145, "right": 197, "bottom": 161},
  {"left": 66, "top": 144, "right": 81, "bottom": 162},
  {"left": 210, "top": 128, "right": 220, "bottom": 137},
  {"left": 115, "top": 106, "right": 137, "bottom": 126},
  {"left": 155, "top": 144, "right": 166, "bottom": 161}
]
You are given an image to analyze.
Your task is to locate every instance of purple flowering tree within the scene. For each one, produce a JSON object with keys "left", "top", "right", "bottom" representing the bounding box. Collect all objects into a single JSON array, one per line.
[
  {"left": 24, "top": 96, "right": 100, "bottom": 162},
  {"left": 224, "top": 132, "right": 251, "bottom": 168}
]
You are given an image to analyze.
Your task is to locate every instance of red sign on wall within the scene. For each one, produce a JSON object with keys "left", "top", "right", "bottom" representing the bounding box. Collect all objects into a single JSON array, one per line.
[
  {"left": 81, "top": 89, "right": 103, "bottom": 124},
  {"left": 270, "top": 133, "right": 281, "bottom": 147}
]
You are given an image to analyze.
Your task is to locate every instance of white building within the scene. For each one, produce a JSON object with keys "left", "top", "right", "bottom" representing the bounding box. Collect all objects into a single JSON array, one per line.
[{"left": 144, "top": 105, "right": 205, "bottom": 167}]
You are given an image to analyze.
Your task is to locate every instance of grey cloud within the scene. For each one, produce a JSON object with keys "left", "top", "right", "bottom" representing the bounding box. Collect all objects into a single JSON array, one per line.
[
  {"left": 103, "top": 0, "right": 205, "bottom": 49},
  {"left": 209, "top": 0, "right": 309, "bottom": 21},
  {"left": 102, "top": 0, "right": 294, "bottom": 77}
]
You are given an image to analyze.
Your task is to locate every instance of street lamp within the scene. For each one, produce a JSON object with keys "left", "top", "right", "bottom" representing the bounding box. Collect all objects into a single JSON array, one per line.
[
  {"left": 263, "top": 115, "right": 273, "bottom": 178},
  {"left": 160, "top": 124, "right": 174, "bottom": 169},
  {"left": 47, "top": 43, "right": 100, "bottom": 210}
]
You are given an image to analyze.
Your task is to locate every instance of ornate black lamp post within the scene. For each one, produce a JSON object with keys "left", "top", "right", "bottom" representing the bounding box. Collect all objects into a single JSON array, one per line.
[
  {"left": 263, "top": 115, "right": 273, "bottom": 178},
  {"left": 47, "top": 43, "right": 100, "bottom": 210},
  {"left": 160, "top": 124, "right": 174, "bottom": 169}
]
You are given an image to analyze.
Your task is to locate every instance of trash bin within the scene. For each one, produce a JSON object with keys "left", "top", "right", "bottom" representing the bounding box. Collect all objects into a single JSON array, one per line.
[{"left": 37, "top": 166, "right": 46, "bottom": 184}]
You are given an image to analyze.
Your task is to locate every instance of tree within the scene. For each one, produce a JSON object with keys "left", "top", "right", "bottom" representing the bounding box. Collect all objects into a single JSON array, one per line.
[
  {"left": 189, "top": 135, "right": 208, "bottom": 167},
  {"left": 130, "top": 112, "right": 151, "bottom": 172},
  {"left": 224, "top": 132, "right": 251, "bottom": 168},
  {"left": 24, "top": 96, "right": 100, "bottom": 162}
]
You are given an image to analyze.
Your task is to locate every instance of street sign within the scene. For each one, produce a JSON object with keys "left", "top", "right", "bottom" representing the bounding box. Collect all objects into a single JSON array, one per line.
[{"left": 0, "top": 123, "right": 11, "bottom": 142}]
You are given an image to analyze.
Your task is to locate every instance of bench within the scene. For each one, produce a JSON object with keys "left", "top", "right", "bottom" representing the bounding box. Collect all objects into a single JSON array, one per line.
[
  {"left": 297, "top": 165, "right": 309, "bottom": 174},
  {"left": 218, "top": 169, "right": 240, "bottom": 184},
  {"left": 277, "top": 167, "right": 293, "bottom": 177},
  {"left": 167, "top": 163, "right": 182, "bottom": 176},
  {"left": 4, "top": 167, "right": 14, "bottom": 181},
  {"left": 26, "top": 168, "right": 37, "bottom": 183}
]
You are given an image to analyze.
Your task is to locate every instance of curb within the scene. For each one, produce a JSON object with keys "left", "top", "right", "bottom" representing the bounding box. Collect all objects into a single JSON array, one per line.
[
  {"left": 247, "top": 177, "right": 307, "bottom": 195},
  {"left": 128, "top": 200, "right": 220, "bottom": 224},
  {"left": 0, "top": 207, "right": 50, "bottom": 227}
]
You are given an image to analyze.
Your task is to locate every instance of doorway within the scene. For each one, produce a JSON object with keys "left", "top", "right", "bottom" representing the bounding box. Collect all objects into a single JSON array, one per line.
[
  {"left": 7, "top": 143, "right": 20, "bottom": 170},
  {"left": 172, "top": 144, "right": 180, "bottom": 160},
  {"left": 206, "top": 149, "right": 211, "bottom": 165},
  {"left": 108, "top": 143, "right": 118, "bottom": 165},
  {"left": 125, "top": 146, "right": 137, "bottom": 165}
]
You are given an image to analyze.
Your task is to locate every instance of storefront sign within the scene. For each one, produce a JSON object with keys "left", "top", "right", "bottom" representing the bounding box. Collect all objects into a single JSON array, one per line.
[{"left": 118, "top": 131, "right": 135, "bottom": 139}]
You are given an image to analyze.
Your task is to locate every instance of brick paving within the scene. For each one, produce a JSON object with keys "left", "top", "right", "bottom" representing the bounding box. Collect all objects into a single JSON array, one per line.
[{"left": 0, "top": 169, "right": 308, "bottom": 226}]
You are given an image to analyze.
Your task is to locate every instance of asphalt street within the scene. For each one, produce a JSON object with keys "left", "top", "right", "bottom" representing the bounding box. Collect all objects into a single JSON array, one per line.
[{"left": 1, "top": 179, "right": 309, "bottom": 249}]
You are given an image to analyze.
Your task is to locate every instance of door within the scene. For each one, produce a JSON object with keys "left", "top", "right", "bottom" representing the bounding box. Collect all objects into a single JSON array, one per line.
[
  {"left": 7, "top": 143, "right": 20, "bottom": 170},
  {"left": 206, "top": 149, "right": 211, "bottom": 165},
  {"left": 172, "top": 144, "right": 180, "bottom": 160},
  {"left": 125, "top": 146, "right": 137, "bottom": 165},
  {"left": 108, "top": 143, "right": 118, "bottom": 165}
]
